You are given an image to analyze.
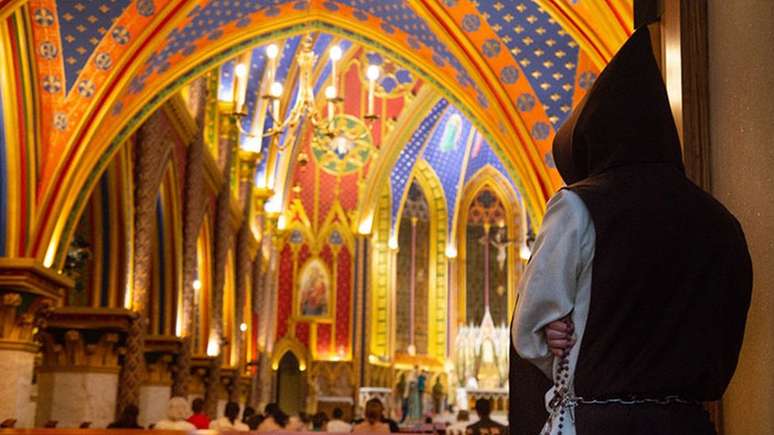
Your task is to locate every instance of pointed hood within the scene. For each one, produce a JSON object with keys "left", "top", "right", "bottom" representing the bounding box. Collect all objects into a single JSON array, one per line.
[{"left": 552, "top": 26, "right": 683, "bottom": 185}]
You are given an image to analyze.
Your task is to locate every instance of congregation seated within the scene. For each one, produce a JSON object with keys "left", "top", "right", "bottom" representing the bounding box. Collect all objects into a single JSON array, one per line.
[
  {"left": 210, "top": 401, "right": 250, "bottom": 431},
  {"left": 352, "top": 398, "right": 391, "bottom": 433},
  {"left": 311, "top": 411, "right": 329, "bottom": 431},
  {"left": 256, "top": 402, "right": 289, "bottom": 432},
  {"left": 187, "top": 397, "right": 210, "bottom": 429},
  {"left": 154, "top": 396, "right": 196, "bottom": 431},
  {"left": 465, "top": 399, "right": 507, "bottom": 435},
  {"left": 326, "top": 407, "right": 352, "bottom": 433},
  {"left": 243, "top": 405, "right": 265, "bottom": 430},
  {"left": 107, "top": 404, "right": 143, "bottom": 429}
]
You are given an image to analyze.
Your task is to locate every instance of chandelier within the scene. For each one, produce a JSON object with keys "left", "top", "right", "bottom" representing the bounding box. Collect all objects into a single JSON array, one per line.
[{"left": 230, "top": 34, "right": 381, "bottom": 158}]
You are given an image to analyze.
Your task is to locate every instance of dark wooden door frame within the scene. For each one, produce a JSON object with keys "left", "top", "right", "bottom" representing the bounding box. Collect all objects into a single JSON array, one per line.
[{"left": 636, "top": 0, "right": 712, "bottom": 191}]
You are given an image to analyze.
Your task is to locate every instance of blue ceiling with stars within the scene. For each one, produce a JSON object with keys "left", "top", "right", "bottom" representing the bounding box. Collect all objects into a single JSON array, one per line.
[
  {"left": 476, "top": 0, "right": 579, "bottom": 128},
  {"left": 56, "top": 0, "right": 132, "bottom": 92},
  {"left": 390, "top": 97, "right": 520, "bottom": 236}
]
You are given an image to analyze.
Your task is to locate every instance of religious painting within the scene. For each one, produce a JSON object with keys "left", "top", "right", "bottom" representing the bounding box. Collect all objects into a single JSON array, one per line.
[{"left": 297, "top": 258, "right": 332, "bottom": 318}]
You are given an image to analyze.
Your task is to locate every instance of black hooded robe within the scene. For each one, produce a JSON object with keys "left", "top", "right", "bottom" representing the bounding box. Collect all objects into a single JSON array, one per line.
[{"left": 509, "top": 26, "right": 752, "bottom": 435}]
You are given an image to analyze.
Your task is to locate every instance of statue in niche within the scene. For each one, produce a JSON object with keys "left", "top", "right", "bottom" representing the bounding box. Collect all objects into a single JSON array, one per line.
[
  {"left": 406, "top": 366, "right": 422, "bottom": 421},
  {"left": 431, "top": 377, "right": 446, "bottom": 414},
  {"left": 396, "top": 373, "right": 408, "bottom": 422}
]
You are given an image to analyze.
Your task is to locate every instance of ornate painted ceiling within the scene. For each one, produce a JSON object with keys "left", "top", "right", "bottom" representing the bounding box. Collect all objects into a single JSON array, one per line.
[{"left": 0, "top": 0, "right": 632, "bottom": 263}]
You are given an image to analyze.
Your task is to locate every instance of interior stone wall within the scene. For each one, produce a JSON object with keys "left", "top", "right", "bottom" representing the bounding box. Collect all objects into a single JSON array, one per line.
[
  {"left": 36, "top": 371, "right": 119, "bottom": 428},
  {"left": 0, "top": 350, "right": 36, "bottom": 428},
  {"left": 707, "top": 1, "right": 774, "bottom": 433}
]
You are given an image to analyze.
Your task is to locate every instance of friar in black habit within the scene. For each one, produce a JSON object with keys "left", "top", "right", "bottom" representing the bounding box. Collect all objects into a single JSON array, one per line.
[{"left": 509, "top": 25, "right": 752, "bottom": 435}]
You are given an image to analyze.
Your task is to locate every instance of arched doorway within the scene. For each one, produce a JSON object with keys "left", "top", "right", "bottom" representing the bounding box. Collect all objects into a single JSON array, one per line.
[{"left": 277, "top": 351, "right": 306, "bottom": 416}]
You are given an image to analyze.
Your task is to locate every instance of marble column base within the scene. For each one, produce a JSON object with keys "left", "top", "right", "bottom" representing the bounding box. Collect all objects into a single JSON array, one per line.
[
  {"left": 138, "top": 384, "right": 171, "bottom": 428},
  {"left": 0, "top": 348, "right": 36, "bottom": 428},
  {"left": 36, "top": 371, "right": 118, "bottom": 428}
]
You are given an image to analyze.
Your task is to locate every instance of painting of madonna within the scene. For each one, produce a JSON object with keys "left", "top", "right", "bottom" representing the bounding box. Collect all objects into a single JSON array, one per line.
[{"left": 298, "top": 258, "right": 331, "bottom": 317}]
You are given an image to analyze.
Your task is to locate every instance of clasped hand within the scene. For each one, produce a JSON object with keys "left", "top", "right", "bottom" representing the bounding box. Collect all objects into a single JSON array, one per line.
[{"left": 545, "top": 316, "right": 575, "bottom": 357}]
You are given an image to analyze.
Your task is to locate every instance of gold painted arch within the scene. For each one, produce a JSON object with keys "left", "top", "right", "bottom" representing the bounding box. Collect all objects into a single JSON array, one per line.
[{"left": 39, "top": 15, "right": 554, "bottom": 269}]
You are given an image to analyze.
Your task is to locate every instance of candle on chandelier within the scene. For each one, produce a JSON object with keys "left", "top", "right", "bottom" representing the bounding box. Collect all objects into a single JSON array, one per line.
[
  {"left": 234, "top": 63, "right": 248, "bottom": 113},
  {"left": 270, "top": 81, "right": 283, "bottom": 119},
  {"left": 266, "top": 43, "right": 279, "bottom": 84},
  {"left": 366, "top": 64, "right": 380, "bottom": 115},
  {"left": 330, "top": 45, "right": 342, "bottom": 94},
  {"left": 325, "top": 85, "right": 337, "bottom": 123}
]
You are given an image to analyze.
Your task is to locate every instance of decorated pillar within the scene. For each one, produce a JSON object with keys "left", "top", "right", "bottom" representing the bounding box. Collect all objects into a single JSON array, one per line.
[
  {"left": 257, "top": 212, "right": 280, "bottom": 407},
  {"left": 36, "top": 308, "right": 132, "bottom": 429},
  {"left": 175, "top": 135, "right": 207, "bottom": 397},
  {"left": 352, "top": 234, "right": 370, "bottom": 393},
  {"left": 119, "top": 112, "right": 174, "bottom": 412},
  {"left": 0, "top": 260, "right": 68, "bottom": 428}
]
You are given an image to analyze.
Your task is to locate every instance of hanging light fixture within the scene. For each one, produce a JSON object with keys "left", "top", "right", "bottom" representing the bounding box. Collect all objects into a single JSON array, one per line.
[
  {"left": 235, "top": 34, "right": 381, "bottom": 155},
  {"left": 228, "top": 33, "right": 384, "bottom": 178}
]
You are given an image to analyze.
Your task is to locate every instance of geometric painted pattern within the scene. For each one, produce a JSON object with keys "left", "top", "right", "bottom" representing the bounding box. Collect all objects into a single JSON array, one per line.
[
  {"left": 56, "top": 0, "right": 132, "bottom": 91},
  {"left": 477, "top": 0, "right": 579, "bottom": 127},
  {"left": 326, "top": 0, "right": 486, "bottom": 103},
  {"left": 390, "top": 99, "right": 449, "bottom": 228},
  {"left": 391, "top": 99, "right": 524, "bottom": 236}
]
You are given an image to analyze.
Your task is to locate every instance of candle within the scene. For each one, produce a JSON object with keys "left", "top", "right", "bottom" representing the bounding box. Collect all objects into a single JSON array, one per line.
[
  {"left": 330, "top": 45, "right": 342, "bottom": 95},
  {"left": 270, "top": 81, "right": 283, "bottom": 119},
  {"left": 234, "top": 63, "right": 248, "bottom": 113},
  {"left": 366, "top": 65, "right": 380, "bottom": 115},
  {"left": 266, "top": 44, "right": 279, "bottom": 95}
]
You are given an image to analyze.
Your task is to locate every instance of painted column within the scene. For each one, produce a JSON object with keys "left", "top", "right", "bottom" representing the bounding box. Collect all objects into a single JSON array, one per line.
[
  {"left": 176, "top": 134, "right": 207, "bottom": 397},
  {"left": 119, "top": 113, "right": 173, "bottom": 412}
]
